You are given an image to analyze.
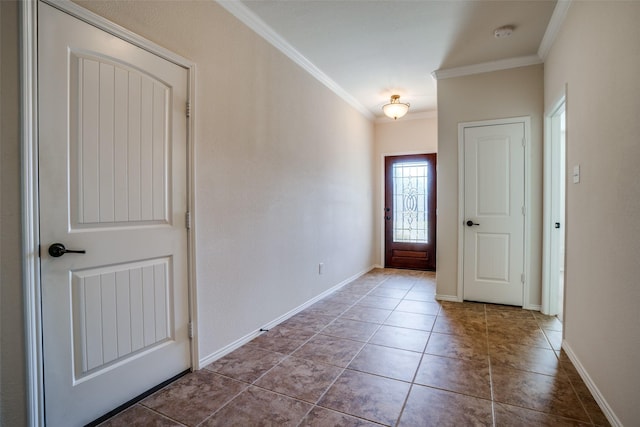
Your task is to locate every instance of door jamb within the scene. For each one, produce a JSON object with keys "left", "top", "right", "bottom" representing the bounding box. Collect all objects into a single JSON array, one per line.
[
  {"left": 542, "top": 89, "right": 567, "bottom": 315},
  {"left": 457, "top": 117, "right": 532, "bottom": 307},
  {"left": 21, "top": 1, "right": 199, "bottom": 425}
]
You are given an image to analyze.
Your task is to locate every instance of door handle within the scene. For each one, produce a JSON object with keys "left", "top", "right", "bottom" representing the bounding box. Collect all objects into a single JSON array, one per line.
[
  {"left": 466, "top": 220, "right": 480, "bottom": 227},
  {"left": 48, "top": 243, "right": 86, "bottom": 258}
]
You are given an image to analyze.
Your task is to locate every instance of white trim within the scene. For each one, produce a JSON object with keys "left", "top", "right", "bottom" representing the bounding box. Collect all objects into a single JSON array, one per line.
[
  {"left": 538, "top": 0, "right": 573, "bottom": 60},
  {"left": 457, "top": 117, "right": 532, "bottom": 307},
  {"left": 562, "top": 341, "right": 622, "bottom": 427},
  {"left": 186, "top": 65, "right": 200, "bottom": 370},
  {"left": 432, "top": 55, "right": 542, "bottom": 80},
  {"left": 21, "top": 1, "right": 44, "bottom": 425},
  {"left": 215, "top": 0, "right": 374, "bottom": 121},
  {"left": 41, "top": 0, "right": 192, "bottom": 68},
  {"left": 524, "top": 304, "right": 541, "bottom": 311},
  {"left": 542, "top": 90, "right": 566, "bottom": 315},
  {"left": 199, "top": 265, "right": 375, "bottom": 367},
  {"left": 23, "top": 0, "right": 199, "bottom": 421}
]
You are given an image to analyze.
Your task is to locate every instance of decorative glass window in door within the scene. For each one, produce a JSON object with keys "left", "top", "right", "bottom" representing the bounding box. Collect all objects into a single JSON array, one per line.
[{"left": 392, "top": 161, "right": 429, "bottom": 243}]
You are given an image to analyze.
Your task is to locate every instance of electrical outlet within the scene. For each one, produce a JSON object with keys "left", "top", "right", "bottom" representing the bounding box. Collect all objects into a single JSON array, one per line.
[{"left": 318, "top": 263, "right": 324, "bottom": 275}]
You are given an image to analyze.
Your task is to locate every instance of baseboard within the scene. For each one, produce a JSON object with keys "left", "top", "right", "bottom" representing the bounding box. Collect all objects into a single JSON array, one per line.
[
  {"left": 562, "top": 340, "right": 622, "bottom": 427},
  {"left": 198, "top": 265, "right": 376, "bottom": 368},
  {"left": 524, "top": 304, "right": 541, "bottom": 311},
  {"left": 435, "top": 294, "right": 462, "bottom": 302}
]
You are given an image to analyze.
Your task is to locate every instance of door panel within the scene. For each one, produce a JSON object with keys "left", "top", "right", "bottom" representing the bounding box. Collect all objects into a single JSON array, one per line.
[
  {"left": 39, "top": 3, "right": 190, "bottom": 425},
  {"left": 463, "top": 123, "right": 524, "bottom": 305},
  {"left": 384, "top": 154, "right": 437, "bottom": 270}
]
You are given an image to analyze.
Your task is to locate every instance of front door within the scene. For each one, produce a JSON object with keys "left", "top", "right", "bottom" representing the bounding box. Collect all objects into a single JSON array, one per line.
[
  {"left": 384, "top": 154, "right": 437, "bottom": 270},
  {"left": 462, "top": 122, "right": 525, "bottom": 306},
  {"left": 39, "top": 3, "right": 191, "bottom": 425}
]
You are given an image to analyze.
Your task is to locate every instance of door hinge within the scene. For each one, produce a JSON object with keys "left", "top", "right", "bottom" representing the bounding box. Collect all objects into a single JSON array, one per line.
[
  {"left": 522, "top": 205, "right": 526, "bottom": 216},
  {"left": 186, "top": 101, "right": 191, "bottom": 118},
  {"left": 185, "top": 211, "right": 191, "bottom": 230},
  {"left": 521, "top": 273, "right": 525, "bottom": 284},
  {"left": 188, "top": 322, "right": 194, "bottom": 339},
  {"left": 522, "top": 138, "right": 526, "bottom": 147}
]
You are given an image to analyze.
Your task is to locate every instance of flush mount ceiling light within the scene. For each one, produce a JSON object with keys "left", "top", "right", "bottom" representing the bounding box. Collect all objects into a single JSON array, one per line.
[
  {"left": 382, "top": 95, "right": 410, "bottom": 120},
  {"left": 494, "top": 25, "right": 515, "bottom": 38}
]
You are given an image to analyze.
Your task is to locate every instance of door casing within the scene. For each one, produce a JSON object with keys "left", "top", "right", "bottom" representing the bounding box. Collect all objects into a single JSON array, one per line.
[
  {"left": 379, "top": 150, "right": 437, "bottom": 267},
  {"left": 457, "top": 117, "right": 534, "bottom": 308},
  {"left": 542, "top": 90, "right": 567, "bottom": 316},
  {"left": 21, "top": 1, "right": 198, "bottom": 425},
  {"left": 384, "top": 154, "right": 437, "bottom": 270}
]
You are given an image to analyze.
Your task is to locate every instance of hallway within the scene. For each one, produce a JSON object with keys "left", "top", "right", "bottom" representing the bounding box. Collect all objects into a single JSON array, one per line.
[{"left": 101, "top": 269, "right": 608, "bottom": 426}]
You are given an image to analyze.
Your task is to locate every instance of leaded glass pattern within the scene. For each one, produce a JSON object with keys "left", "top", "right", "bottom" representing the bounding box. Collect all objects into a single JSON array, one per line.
[{"left": 392, "top": 161, "right": 429, "bottom": 243}]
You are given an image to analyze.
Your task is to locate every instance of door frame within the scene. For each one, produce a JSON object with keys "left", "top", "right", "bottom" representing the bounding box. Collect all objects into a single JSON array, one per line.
[
  {"left": 20, "top": 1, "right": 198, "bottom": 425},
  {"left": 384, "top": 154, "right": 437, "bottom": 270},
  {"left": 379, "top": 150, "right": 436, "bottom": 267},
  {"left": 456, "top": 117, "right": 534, "bottom": 308},
  {"left": 542, "top": 89, "right": 567, "bottom": 316}
]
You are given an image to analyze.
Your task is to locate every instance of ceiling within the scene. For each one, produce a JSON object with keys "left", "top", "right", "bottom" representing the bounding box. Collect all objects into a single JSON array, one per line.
[{"left": 220, "top": 1, "right": 558, "bottom": 119}]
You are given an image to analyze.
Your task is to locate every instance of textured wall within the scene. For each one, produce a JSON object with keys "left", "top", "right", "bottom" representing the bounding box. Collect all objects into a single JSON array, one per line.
[
  {"left": 374, "top": 116, "right": 438, "bottom": 266},
  {"left": 544, "top": 2, "right": 640, "bottom": 424},
  {"left": 0, "top": 1, "right": 27, "bottom": 425},
  {"left": 436, "top": 65, "right": 544, "bottom": 307},
  {"left": 74, "top": 0, "right": 376, "bottom": 361}
]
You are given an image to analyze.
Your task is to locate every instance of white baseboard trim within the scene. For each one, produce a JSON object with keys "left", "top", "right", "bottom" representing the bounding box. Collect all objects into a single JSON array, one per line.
[
  {"left": 198, "top": 265, "right": 376, "bottom": 368},
  {"left": 562, "top": 340, "right": 622, "bottom": 427},
  {"left": 435, "top": 294, "right": 462, "bottom": 302},
  {"left": 524, "top": 304, "right": 541, "bottom": 311}
]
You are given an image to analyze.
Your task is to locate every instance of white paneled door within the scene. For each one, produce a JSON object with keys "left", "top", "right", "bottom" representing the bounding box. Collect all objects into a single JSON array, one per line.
[
  {"left": 462, "top": 122, "right": 525, "bottom": 306},
  {"left": 38, "top": 3, "right": 191, "bottom": 425}
]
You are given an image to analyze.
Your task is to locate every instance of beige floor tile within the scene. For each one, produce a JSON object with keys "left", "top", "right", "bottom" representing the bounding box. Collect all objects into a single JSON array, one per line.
[
  {"left": 492, "top": 366, "right": 590, "bottom": 422},
  {"left": 99, "top": 404, "right": 182, "bottom": 427},
  {"left": 299, "top": 407, "right": 380, "bottom": 426},
  {"left": 292, "top": 333, "right": 365, "bottom": 367},
  {"left": 319, "top": 369, "right": 411, "bottom": 426},
  {"left": 254, "top": 356, "right": 342, "bottom": 403},
  {"left": 347, "top": 343, "right": 422, "bottom": 382},
  {"left": 141, "top": 370, "right": 247, "bottom": 426},
  {"left": 368, "top": 325, "right": 430, "bottom": 352},
  {"left": 200, "top": 386, "right": 311, "bottom": 427},
  {"left": 414, "top": 354, "right": 491, "bottom": 399},
  {"left": 204, "top": 344, "right": 285, "bottom": 383},
  {"left": 398, "top": 385, "right": 493, "bottom": 426}
]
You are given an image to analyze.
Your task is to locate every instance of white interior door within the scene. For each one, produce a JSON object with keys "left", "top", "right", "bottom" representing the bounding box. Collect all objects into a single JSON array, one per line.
[
  {"left": 38, "top": 3, "right": 190, "bottom": 425},
  {"left": 462, "top": 122, "right": 525, "bottom": 306}
]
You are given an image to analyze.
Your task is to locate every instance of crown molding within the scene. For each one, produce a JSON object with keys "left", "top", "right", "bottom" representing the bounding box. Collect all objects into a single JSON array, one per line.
[
  {"left": 538, "top": 0, "right": 573, "bottom": 60},
  {"left": 216, "top": 0, "right": 375, "bottom": 120},
  {"left": 431, "top": 54, "right": 543, "bottom": 80}
]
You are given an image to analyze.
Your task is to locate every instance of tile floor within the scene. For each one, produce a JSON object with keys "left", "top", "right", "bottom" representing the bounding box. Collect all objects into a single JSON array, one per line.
[{"left": 101, "top": 269, "right": 609, "bottom": 426}]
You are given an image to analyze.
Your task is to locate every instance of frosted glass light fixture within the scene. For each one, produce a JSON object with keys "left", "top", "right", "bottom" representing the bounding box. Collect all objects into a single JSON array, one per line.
[{"left": 382, "top": 95, "right": 410, "bottom": 120}]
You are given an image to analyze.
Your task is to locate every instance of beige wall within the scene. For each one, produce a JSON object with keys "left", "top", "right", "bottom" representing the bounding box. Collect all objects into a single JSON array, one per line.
[
  {"left": 0, "top": 1, "right": 27, "bottom": 425},
  {"left": 436, "top": 65, "right": 544, "bottom": 307},
  {"left": 544, "top": 2, "right": 640, "bottom": 424},
  {"left": 373, "top": 115, "right": 438, "bottom": 265},
  {"left": 72, "top": 0, "right": 376, "bottom": 361}
]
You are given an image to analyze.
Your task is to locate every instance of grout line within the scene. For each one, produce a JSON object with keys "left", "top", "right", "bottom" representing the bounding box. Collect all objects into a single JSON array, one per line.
[{"left": 484, "top": 303, "right": 497, "bottom": 427}]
